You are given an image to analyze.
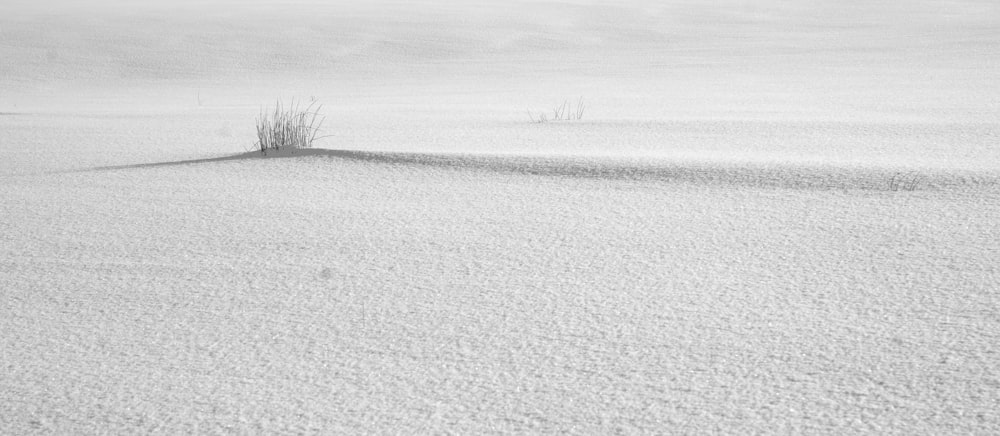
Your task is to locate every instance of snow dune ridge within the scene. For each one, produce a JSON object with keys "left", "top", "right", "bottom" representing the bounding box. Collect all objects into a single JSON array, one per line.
[{"left": 85, "top": 148, "right": 999, "bottom": 192}]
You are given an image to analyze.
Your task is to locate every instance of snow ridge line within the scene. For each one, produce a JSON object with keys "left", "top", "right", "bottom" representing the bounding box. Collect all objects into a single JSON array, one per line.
[{"left": 83, "top": 148, "right": 999, "bottom": 192}]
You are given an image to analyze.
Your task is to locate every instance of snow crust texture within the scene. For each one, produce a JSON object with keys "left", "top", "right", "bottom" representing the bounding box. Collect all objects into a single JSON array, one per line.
[{"left": 2, "top": 0, "right": 999, "bottom": 433}]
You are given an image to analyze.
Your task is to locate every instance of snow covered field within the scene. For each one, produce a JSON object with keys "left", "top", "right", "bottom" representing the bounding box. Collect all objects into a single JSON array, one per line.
[{"left": 2, "top": 1, "right": 999, "bottom": 433}]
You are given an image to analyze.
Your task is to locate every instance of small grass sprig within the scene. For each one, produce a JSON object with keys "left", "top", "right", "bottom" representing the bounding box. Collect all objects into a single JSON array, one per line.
[
  {"left": 887, "top": 171, "right": 923, "bottom": 191},
  {"left": 528, "top": 97, "right": 585, "bottom": 123}
]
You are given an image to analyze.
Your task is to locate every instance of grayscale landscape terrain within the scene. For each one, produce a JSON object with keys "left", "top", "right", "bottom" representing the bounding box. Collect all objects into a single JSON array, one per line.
[{"left": 2, "top": 0, "right": 999, "bottom": 433}]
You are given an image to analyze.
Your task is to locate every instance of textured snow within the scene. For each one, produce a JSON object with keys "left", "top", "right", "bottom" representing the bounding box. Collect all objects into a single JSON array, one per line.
[{"left": 2, "top": 1, "right": 1000, "bottom": 434}]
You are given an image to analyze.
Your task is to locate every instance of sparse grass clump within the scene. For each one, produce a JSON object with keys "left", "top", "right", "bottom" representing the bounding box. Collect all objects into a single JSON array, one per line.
[
  {"left": 887, "top": 171, "right": 924, "bottom": 191},
  {"left": 254, "top": 98, "right": 326, "bottom": 155},
  {"left": 528, "top": 97, "right": 585, "bottom": 123}
]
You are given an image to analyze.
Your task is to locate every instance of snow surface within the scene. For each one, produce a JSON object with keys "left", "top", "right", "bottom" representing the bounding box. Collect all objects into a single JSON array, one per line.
[{"left": 2, "top": 0, "right": 1000, "bottom": 433}]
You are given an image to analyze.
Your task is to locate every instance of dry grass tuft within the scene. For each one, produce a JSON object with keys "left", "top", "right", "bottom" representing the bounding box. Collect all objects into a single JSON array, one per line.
[
  {"left": 528, "top": 97, "right": 585, "bottom": 123},
  {"left": 887, "top": 171, "right": 924, "bottom": 191},
  {"left": 254, "top": 98, "right": 327, "bottom": 154}
]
